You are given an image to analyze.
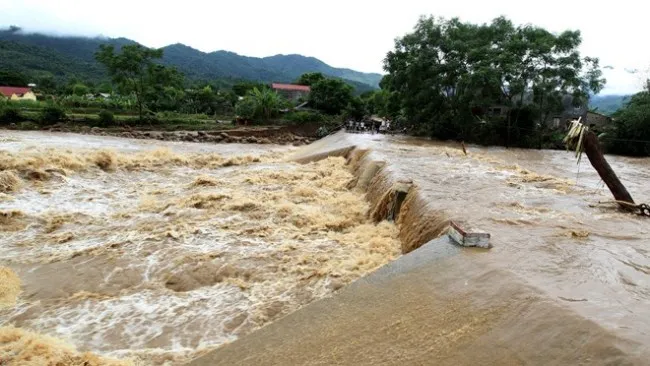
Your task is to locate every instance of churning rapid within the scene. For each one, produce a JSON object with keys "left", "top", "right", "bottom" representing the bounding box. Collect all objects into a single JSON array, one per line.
[{"left": 0, "top": 131, "right": 401, "bottom": 365}]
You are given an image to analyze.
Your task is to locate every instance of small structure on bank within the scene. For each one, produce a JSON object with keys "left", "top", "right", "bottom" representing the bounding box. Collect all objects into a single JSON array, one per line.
[
  {"left": 271, "top": 83, "right": 310, "bottom": 102},
  {"left": 0, "top": 86, "right": 36, "bottom": 101}
]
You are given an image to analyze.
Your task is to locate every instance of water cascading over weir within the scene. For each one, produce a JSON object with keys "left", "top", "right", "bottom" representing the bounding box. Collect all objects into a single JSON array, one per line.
[{"left": 190, "top": 131, "right": 648, "bottom": 366}]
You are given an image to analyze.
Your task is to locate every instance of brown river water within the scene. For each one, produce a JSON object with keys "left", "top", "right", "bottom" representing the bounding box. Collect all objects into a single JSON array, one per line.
[
  {"left": 1, "top": 130, "right": 650, "bottom": 364},
  {"left": 0, "top": 131, "right": 400, "bottom": 365},
  {"left": 343, "top": 132, "right": 650, "bottom": 349}
]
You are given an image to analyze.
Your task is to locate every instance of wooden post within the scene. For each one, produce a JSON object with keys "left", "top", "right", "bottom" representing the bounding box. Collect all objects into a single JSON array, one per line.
[{"left": 582, "top": 131, "right": 635, "bottom": 205}]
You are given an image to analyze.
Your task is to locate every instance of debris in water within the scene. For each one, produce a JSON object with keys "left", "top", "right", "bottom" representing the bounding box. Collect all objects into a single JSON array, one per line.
[
  {"left": 0, "top": 326, "right": 134, "bottom": 366},
  {"left": 92, "top": 150, "right": 117, "bottom": 171},
  {"left": 0, "top": 267, "right": 20, "bottom": 308},
  {"left": 0, "top": 209, "right": 26, "bottom": 231},
  {"left": 564, "top": 230, "right": 590, "bottom": 239},
  {"left": 558, "top": 296, "right": 588, "bottom": 302},
  {"left": 0, "top": 170, "right": 21, "bottom": 193},
  {"left": 191, "top": 175, "right": 221, "bottom": 187},
  {"left": 448, "top": 221, "right": 491, "bottom": 248}
]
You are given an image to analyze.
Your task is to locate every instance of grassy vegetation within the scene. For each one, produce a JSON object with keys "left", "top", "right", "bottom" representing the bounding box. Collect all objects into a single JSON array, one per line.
[{"left": 0, "top": 97, "right": 343, "bottom": 135}]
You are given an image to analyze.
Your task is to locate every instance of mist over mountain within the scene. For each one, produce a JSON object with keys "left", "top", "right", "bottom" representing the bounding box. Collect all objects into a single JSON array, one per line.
[{"left": 0, "top": 27, "right": 382, "bottom": 91}]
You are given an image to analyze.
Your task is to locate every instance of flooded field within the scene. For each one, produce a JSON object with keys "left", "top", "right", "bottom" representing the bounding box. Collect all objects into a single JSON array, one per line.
[{"left": 0, "top": 131, "right": 400, "bottom": 365}]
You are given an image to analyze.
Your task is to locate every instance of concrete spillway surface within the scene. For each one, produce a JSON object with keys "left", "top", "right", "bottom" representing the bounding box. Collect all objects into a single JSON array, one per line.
[{"left": 191, "top": 238, "right": 642, "bottom": 365}]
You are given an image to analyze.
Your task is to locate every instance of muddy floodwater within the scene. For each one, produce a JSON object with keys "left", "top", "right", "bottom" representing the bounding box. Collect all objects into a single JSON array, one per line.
[
  {"left": 0, "top": 131, "right": 400, "bottom": 365},
  {"left": 346, "top": 133, "right": 650, "bottom": 348},
  {"left": 2, "top": 130, "right": 650, "bottom": 365}
]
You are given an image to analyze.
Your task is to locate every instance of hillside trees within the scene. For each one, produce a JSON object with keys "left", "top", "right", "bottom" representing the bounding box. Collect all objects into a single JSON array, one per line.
[
  {"left": 0, "top": 70, "right": 28, "bottom": 86},
  {"left": 606, "top": 81, "right": 650, "bottom": 155},
  {"left": 96, "top": 44, "right": 182, "bottom": 121},
  {"left": 382, "top": 16, "right": 605, "bottom": 145}
]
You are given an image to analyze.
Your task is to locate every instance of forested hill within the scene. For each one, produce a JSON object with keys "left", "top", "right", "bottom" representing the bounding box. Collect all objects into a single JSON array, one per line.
[
  {"left": 0, "top": 28, "right": 382, "bottom": 91},
  {"left": 588, "top": 94, "right": 631, "bottom": 115}
]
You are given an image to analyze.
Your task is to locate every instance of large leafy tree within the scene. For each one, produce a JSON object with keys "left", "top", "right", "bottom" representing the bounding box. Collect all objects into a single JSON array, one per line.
[
  {"left": 295, "top": 72, "right": 326, "bottom": 86},
  {"left": 95, "top": 44, "right": 182, "bottom": 121},
  {"left": 383, "top": 16, "right": 605, "bottom": 144},
  {"left": 0, "top": 70, "right": 29, "bottom": 86},
  {"left": 606, "top": 81, "right": 650, "bottom": 156},
  {"left": 309, "top": 78, "right": 354, "bottom": 115}
]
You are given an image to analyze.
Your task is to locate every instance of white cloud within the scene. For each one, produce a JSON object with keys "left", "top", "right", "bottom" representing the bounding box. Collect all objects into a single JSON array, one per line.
[{"left": 1, "top": 0, "right": 646, "bottom": 94}]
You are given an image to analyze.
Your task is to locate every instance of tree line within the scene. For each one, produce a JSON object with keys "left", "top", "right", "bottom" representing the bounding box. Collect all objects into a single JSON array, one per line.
[
  {"left": 3, "top": 16, "right": 650, "bottom": 156},
  {"left": 1, "top": 42, "right": 377, "bottom": 127},
  {"left": 379, "top": 16, "right": 606, "bottom": 148}
]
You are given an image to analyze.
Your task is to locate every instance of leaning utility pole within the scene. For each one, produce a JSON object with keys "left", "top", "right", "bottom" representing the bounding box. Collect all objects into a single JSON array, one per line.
[{"left": 564, "top": 119, "right": 648, "bottom": 216}]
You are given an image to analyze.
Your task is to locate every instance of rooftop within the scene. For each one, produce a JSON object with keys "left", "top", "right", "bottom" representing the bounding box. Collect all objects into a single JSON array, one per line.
[
  {"left": 0, "top": 86, "right": 32, "bottom": 97},
  {"left": 271, "top": 83, "right": 310, "bottom": 92}
]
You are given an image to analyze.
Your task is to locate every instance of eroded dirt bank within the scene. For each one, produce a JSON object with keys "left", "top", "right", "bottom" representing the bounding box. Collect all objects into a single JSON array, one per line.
[
  {"left": 0, "top": 130, "right": 400, "bottom": 365},
  {"left": 3, "top": 124, "right": 319, "bottom": 146}
]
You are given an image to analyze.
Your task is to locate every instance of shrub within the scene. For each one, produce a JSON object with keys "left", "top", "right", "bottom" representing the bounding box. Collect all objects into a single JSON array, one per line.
[
  {"left": 235, "top": 97, "right": 257, "bottom": 120},
  {"left": 38, "top": 105, "right": 67, "bottom": 125},
  {"left": 0, "top": 105, "right": 23, "bottom": 124},
  {"left": 97, "top": 110, "right": 115, "bottom": 127}
]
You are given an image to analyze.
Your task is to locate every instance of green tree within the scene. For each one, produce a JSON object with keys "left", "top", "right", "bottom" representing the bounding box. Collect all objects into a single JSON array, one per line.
[
  {"left": 295, "top": 72, "right": 326, "bottom": 86},
  {"left": 35, "top": 76, "right": 57, "bottom": 94},
  {"left": 39, "top": 104, "right": 67, "bottom": 125},
  {"left": 98, "top": 110, "right": 115, "bottom": 127},
  {"left": 0, "top": 70, "right": 29, "bottom": 86},
  {"left": 344, "top": 96, "right": 366, "bottom": 120},
  {"left": 97, "top": 82, "right": 113, "bottom": 94},
  {"left": 232, "top": 81, "right": 267, "bottom": 97},
  {"left": 309, "top": 78, "right": 354, "bottom": 115},
  {"left": 248, "top": 87, "right": 284, "bottom": 121},
  {"left": 361, "top": 89, "right": 391, "bottom": 117},
  {"left": 383, "top": 16, "right": 605, "bottom": 144},
  {"left": 95, "top": 44, "right": 175, "bottom": 121},
  {"left": 606, "top": 82, "right": 650, "bottom": 155},
  {"left": 234, "top": 87, "right": 285, "bottom": 121},
  {"left": 72, "top": 83, "right": 89, "bottom": 96},
  {"left": 235, "top": 97, "right": 257, "bottom": 120},
  {"left": 144, "top": 64, "right": 184, "bottom": 111}
]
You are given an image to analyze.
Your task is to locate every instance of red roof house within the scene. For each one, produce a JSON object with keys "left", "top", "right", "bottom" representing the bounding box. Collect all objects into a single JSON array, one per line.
[
  {"left": 271, "top": 83, "right": 311, "bottom": 92},
  {"left": 0, "top": 86, "right": 34, "bottom": 100},
  {"left": 271, "top": 83, "right": 311, "bottom": 101}
]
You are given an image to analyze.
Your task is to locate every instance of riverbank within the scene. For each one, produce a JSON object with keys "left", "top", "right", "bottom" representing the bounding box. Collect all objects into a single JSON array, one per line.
[{"left": 1, "top": 122, "right": 325, "bottom": 145}]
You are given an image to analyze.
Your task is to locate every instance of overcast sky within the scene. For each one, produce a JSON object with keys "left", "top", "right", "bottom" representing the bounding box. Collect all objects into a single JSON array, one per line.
[{"left": 1, "top": 0, "right": 645, "bottom": 94}]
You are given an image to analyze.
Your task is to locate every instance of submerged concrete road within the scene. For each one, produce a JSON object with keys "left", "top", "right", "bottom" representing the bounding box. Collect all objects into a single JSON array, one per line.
[{"left": 191, "top": 238, "right": 643, "bottom": 365}]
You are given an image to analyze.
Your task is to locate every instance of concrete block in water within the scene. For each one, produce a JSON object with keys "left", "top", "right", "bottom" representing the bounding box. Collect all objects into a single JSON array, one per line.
[{"left": 448, "top": 221, "right": 491, "bottom": 248}]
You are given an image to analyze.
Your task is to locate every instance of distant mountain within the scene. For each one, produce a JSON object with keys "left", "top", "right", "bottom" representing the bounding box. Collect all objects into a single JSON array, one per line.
[
  {"left": 0, "top": 28, "right": 382, "bottom": 92},
  {"left": 589, "top": 94, "right": 632, "bottom": 115}
]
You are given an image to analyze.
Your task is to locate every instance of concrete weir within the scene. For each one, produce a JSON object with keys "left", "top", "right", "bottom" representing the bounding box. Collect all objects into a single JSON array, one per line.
[{"left": 190, "top": 132, "right": 647, "bottom": 365}]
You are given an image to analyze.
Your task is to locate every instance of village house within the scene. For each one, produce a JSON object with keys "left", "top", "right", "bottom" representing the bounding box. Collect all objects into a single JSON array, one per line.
[
  {"left": 271, "top": 83, "right": 310, "bottom": 102},
  {"left": 0, "top": 86, "right": 37, "bottom": 101},
  {"left": 547, "top": 107, "right": 612, "bottom": 131},
  {"left": 584, "top": 110, "right": 612, "bottom": 129}
]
